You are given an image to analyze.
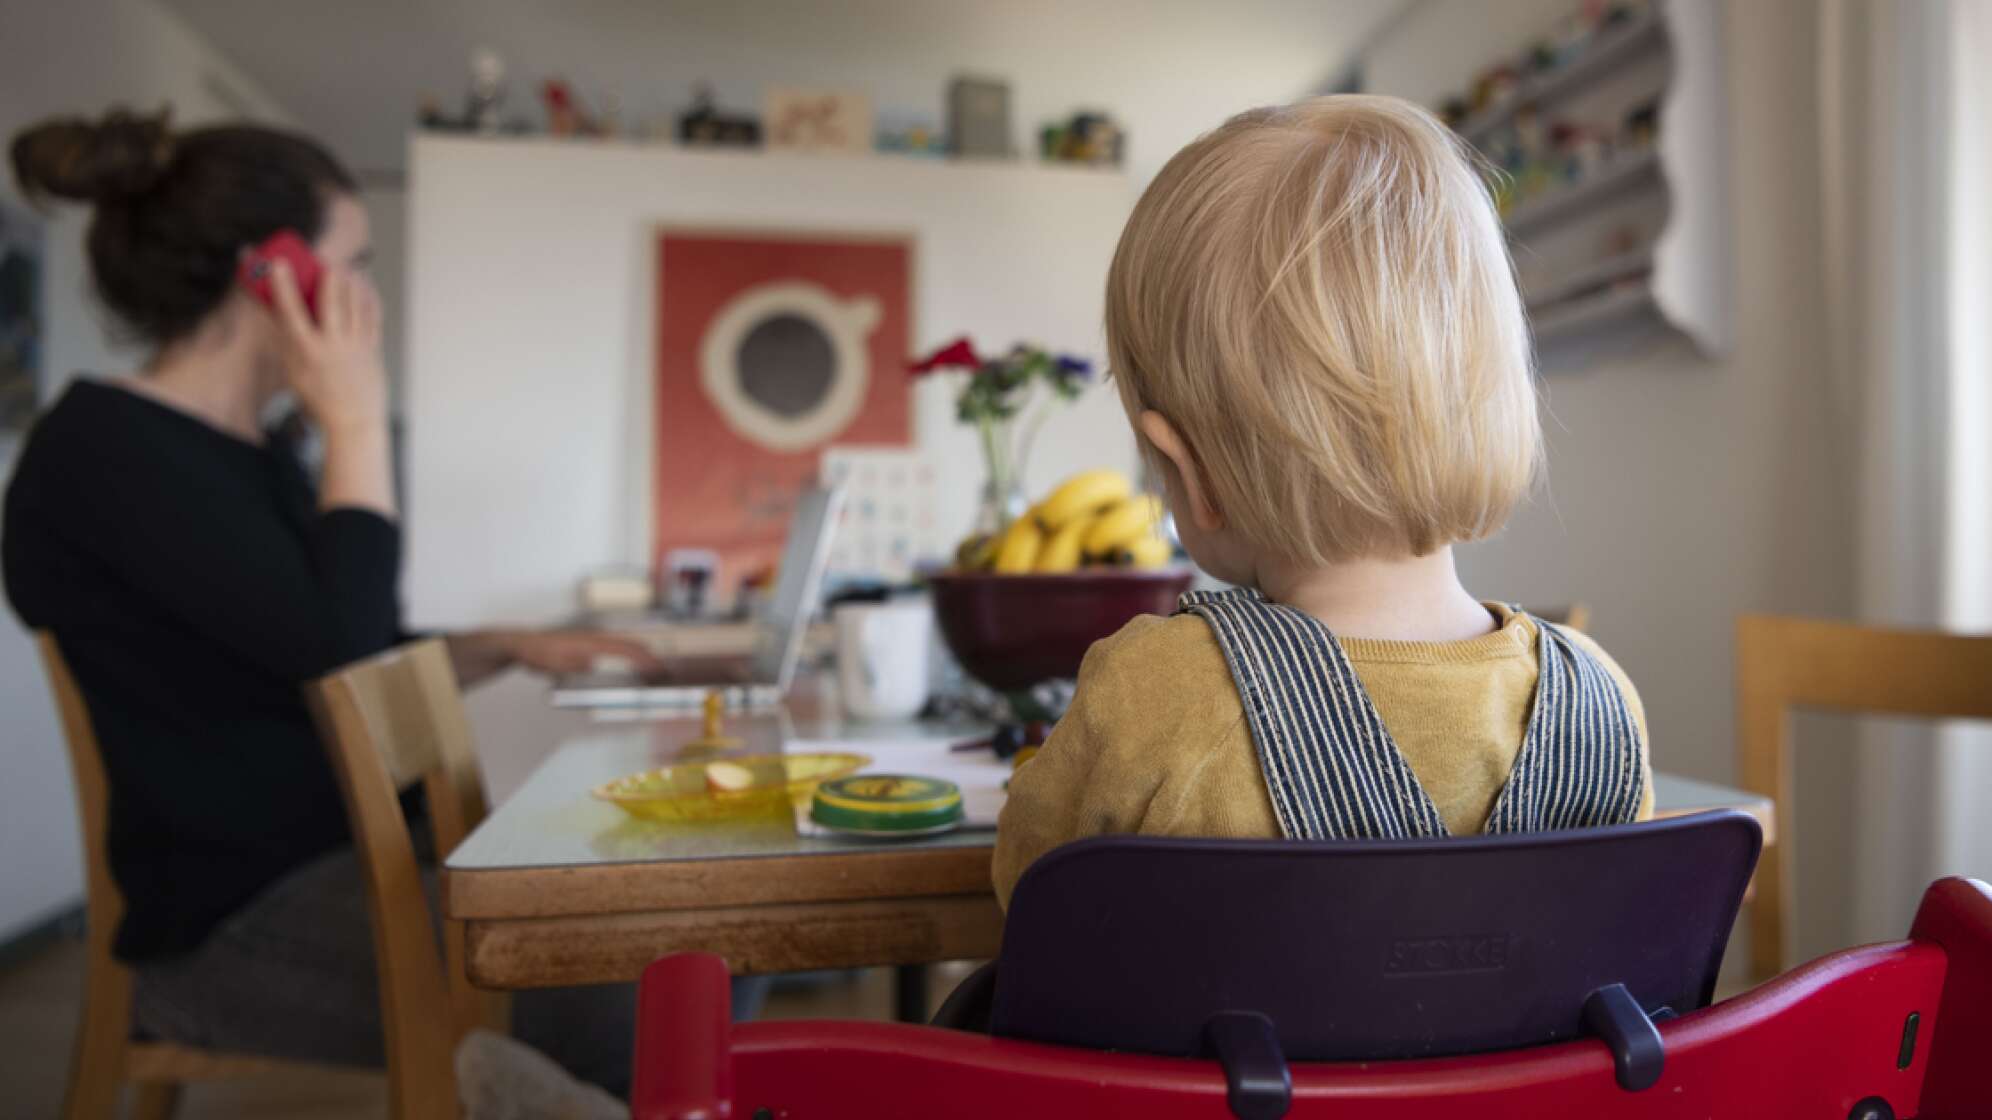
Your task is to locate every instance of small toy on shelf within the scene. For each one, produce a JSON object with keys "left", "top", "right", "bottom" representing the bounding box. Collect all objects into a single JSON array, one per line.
[
  {"left": 1039, "top": 111, "right": 1124, "bottom": 167},
  {"left": 1470, "top": 64, "right": 1521, "bottom": 113},
  {"left": 541, "top": 79, "right": 606, "bottom": 138},
  {"left": 416, "top": 95, "right": 454, "bottom": 132},
  {"left": 948, "top": 77, "right": 1015, "bottom": 158},
  {"left": 875, "top": 110, "right": 947, "bottom": 158},
  {"left": 466, "top": 46, "right": 510, "bottom": 134},
  {"left": 414, "top": 46, "right": 527, "bottom": 134},
  {"left": 1623, "top": 99, "right": 1661, "bottom": 146},
  {"left": 677, "top": 83, "right": 761, "bottom": 148},
  {"left": 765, "top": 88, "right": 872, "bottom": 155}
]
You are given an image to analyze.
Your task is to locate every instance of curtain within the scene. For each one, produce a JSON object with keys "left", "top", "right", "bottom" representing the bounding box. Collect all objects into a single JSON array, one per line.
[{"left": 1819, "top": 0, "right": 1992, "bottom": 943}]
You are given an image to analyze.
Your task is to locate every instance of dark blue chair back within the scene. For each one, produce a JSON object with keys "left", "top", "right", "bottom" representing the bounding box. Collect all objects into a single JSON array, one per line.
[{"left": 987, "top": 811, "right": 1761, "bottom": 1066}]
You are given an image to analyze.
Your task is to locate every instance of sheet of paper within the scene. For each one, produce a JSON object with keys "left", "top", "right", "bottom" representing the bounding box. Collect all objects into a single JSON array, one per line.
[{"left": 791, "top": 736, "right": 1012, "bottom": 829}]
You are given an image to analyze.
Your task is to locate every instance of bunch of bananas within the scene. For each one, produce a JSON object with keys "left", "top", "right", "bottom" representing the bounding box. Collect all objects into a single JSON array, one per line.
[{"left": 954, "top": 470, "right": 1175, "bottom": 574}]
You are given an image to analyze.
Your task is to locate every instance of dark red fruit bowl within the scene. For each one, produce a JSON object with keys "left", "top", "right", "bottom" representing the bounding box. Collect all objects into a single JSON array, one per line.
[{"left": 928, "top": 569, "right": 1195, "bottom": 693}]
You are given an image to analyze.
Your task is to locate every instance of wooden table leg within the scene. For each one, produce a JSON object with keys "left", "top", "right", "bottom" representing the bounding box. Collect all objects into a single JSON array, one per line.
[{"left": 894, "top": 963, "right": 929, "bottom": 1023}]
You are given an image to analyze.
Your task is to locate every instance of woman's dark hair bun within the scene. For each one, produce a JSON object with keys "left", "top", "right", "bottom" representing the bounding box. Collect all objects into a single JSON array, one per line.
[
  {"left": 7, "top": 106, "right": 354, "bottom": 347},
  {"left": 10, "top": 107, "right": 174, "bottom": 204}
]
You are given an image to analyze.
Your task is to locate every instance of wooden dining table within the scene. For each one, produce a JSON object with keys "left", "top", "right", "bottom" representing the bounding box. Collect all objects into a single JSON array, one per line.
[{"left": 444, "top": 669, "right": 1776, "bottom": 1011}]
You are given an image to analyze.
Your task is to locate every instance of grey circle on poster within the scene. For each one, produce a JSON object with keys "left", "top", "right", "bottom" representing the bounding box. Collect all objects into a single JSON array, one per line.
[{"left": 736, "top": 313, "right": 835, "bottom": 419}]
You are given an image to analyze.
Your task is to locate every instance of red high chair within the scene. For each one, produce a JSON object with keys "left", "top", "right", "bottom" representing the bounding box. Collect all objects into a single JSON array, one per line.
[{"left": 632, "top": 813, "right": 1991, "bottom": 1119}]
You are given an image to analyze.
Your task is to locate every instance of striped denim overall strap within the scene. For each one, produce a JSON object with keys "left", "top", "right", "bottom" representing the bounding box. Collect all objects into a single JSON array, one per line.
[
  {"left": 1176, "top": 587, "right": 1449, "bottom": 840},
  {"left": 1482, "top": 617, "right": 1648, "bottom": 832}
]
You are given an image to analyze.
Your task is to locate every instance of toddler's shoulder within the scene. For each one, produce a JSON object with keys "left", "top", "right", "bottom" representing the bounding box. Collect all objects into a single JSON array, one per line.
[
  {"left": 1074, "top": 610, "right": 1238, "bottom": 713},
  {"left": 1544, "top": 623, "right": 1646, "bottom": 730},
  {"left": 1083, "top": 610, "right": 1226, "bottom": 673}
]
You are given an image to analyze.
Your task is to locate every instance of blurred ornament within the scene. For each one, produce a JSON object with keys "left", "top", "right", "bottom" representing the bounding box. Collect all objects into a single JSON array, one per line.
[
  {"left": 467, "top": 46, "right": 508, "bottom": 134},
  {"left": 765, "top": 88, "right": 871, "bottom": 154},
  {"left": 1039, "top": 110, "right": 1123, "bottom": 167},
  {"left": 876, "top": 109, "right": 947, "bottom": 157},
  {"left": 541, "top": 79, "right": 605, "bottom": 137},
  {"left": 677, "top": 82, "right": 761, "bottom": 148},
  {"left": 948, "top": 77, "right": 1015, "bottom": 158}
]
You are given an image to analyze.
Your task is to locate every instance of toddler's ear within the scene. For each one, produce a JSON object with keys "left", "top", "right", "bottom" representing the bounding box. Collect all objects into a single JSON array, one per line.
[{"left": 1137, "top": 411, "right": 1225, "bottom": 533}]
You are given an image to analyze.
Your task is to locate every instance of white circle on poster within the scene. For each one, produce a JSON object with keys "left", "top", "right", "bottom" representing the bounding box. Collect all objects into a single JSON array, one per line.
[{"left": 698, "top": 281, "right": 880, "bottom": 452}]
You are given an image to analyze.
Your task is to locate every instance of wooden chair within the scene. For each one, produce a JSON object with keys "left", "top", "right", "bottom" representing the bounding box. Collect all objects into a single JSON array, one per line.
[
  {"left": 37, "top": 633, "right": 299, "bottom": 1120},
  {"left": 1736, "top": 614, "right": 1992, "bottom": 978},
  {"left": 304, "top": 638, "right": 508, "bottom": 1118},
  {"left": 1529, "top": 603, "right": 1592, "bottom": 631}
]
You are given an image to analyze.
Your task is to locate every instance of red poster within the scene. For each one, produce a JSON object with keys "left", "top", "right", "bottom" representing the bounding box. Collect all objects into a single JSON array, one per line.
[{"left": 653, "top": 230, "right": 912, "bottom": 590}]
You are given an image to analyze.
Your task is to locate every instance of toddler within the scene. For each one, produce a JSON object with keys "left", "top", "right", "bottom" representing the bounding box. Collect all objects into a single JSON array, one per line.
[{"left": 994, "top": 96, "right": 1652, "bottom": 907}]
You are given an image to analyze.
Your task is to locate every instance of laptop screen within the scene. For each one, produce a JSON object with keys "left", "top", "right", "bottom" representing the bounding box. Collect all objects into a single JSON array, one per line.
[{"left": 749, "top": 485, "right": 845, "bottom": 688}]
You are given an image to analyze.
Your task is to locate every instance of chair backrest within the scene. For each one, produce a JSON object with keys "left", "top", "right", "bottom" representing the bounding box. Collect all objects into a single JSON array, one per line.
[
  {"left": 636, "top": 877, "right": 1991, "bottom": 1120},
  {"left": 305, "top": 638, "right": 495, "bottom": 1119},
  {"left": 35, "top": 634, "right": 128, "bottom": 976},
  {"left": 991, "top": 811, "right": 1761, "bottom": 1065},
  {"left": 1736, "top": 614, "right": 1992, "bottom": 977}
]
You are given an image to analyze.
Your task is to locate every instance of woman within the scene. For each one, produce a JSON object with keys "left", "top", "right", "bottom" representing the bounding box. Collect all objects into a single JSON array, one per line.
[{"left": 4, "top": 108, "right": 654, "bottom": 1093}]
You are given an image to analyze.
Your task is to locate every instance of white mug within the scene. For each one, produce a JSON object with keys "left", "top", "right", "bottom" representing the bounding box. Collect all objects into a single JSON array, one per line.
[{"left": 833, "top": 599, "right": 933, "bottom": 721}]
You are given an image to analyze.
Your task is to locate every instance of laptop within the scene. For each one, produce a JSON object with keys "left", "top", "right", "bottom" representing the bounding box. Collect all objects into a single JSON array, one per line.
[{"left": 550, "top": 485, "right": 845, "bottom": 708}]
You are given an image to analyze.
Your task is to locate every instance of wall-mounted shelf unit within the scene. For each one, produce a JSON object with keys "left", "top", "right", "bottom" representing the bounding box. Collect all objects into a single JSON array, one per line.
[
  {"left": 1422, "top": 0, "right": 1730, "bottom": 365},
  {"left": 1503, "top": 147, "right": 1663, "bottom": 237},
  {"left": 1456, "top": 10, "right": 1669, "bottom": 145},
  {"left": 1531, "top": 282, "right": 1656, "bottom": 342},
  {"left": 1525, "top": 246, "right": 1653, "bottom": 310}
]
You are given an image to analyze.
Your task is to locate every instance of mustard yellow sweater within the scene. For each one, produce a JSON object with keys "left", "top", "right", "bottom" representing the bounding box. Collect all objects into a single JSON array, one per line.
[{"left": 992, "top": 603, "right": 1653, "bottom": 908}]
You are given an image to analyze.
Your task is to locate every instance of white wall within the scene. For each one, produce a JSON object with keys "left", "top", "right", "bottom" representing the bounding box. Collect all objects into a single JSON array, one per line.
[
  {"left": 1365, "top": 0, "right": 1861, "bottom": 959},
  {"left": 404, "top": 135, "right": 1141, "bottom": 627},
  {"left": 0, "top": 0, "right": 292, "bottom": 940}
]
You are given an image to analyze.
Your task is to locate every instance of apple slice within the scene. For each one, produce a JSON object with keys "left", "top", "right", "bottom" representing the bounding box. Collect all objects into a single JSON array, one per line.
[{"left": 704, "top": 761, "right": 756, "bottom": 794}]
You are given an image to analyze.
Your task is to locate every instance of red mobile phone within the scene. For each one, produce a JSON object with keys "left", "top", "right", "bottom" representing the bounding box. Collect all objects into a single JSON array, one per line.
[{"left": 238, "top": 230, "right": 324, "bottom": 320}]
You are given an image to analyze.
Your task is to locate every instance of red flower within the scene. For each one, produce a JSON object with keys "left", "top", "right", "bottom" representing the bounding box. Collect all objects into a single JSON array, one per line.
[{"left": 909, "top": 336, "right": 982, "bottom": 376}]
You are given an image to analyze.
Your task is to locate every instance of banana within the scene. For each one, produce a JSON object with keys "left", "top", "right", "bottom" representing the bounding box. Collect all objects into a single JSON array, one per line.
[
  {"left": 1082, "top": 495, "right": 1163, "bottom": 557},
  {"left": 1034, "top": 470, "right": 1133, "bottom": 531},
  {"left": 992, "top": 516, "right": 1046, "bottom": 573},
  {"left": 1034, "top": 514, "right": 1090, "bottom": 573},
  {"left": 1107, "top": 536, "right": 1174, "bottom": 569},
  {"left": 954, "top": 532, "right": 998, "bottom": 571}
]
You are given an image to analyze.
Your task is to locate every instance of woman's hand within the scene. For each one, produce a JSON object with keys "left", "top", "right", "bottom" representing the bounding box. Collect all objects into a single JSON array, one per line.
[
  {"left": 502, "top": 630, "right": 666, "bottom": 677},
  {"left": 447, "top": 629, "right": 667, "bottom": 688},
  {"left": 268, "top": 261, "right": 396, "bottom": 516},
  {"left": 268, "top": 261, "right": 388, "bottom": 438}
]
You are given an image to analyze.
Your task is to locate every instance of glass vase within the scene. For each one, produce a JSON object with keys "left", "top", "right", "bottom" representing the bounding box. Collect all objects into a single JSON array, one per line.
[{"left": 974, "top": 476, "right": 1028, "bottom": 537}]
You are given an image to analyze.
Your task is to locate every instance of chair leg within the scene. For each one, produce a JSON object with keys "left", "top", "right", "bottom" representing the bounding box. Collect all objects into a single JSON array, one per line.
[
  {"left": 61, "top": 1069, "right": 123, "bottom": 1120},
  {"left": 131, "top": 1083, "right": 183, "bottom": 1120},
  {"left": 65, "top": 955, "right": 137, "bottom": 1120}
]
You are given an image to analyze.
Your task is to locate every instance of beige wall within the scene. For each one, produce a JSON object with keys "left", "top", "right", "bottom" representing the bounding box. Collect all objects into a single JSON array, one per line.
[{"left": 1365, "top": 0, "right": 1861, "bottom": 960}]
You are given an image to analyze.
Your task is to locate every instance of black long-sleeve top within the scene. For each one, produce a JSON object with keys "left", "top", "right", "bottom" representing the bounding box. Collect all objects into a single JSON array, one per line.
[{"left": 4, "top": 379, "right": 404, "bottom": 960}]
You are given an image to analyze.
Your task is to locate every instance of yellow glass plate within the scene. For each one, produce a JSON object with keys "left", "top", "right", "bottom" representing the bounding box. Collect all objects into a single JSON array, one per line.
[{"left": 590, "top": 752, "right": 871, "bottom": 822}]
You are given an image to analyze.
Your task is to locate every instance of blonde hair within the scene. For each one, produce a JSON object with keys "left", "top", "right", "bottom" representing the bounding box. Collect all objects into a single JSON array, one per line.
[{"left": 1105, "top": 95, "right": 1540, "bottom": 564}]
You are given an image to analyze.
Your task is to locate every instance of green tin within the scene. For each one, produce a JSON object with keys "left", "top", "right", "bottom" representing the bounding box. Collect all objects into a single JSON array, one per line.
[{"left": 810, "top": 774, "right": 965, "bottom": 837}]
